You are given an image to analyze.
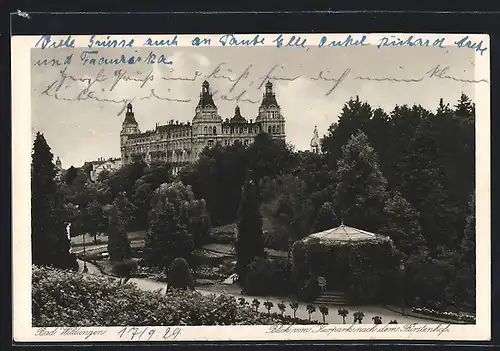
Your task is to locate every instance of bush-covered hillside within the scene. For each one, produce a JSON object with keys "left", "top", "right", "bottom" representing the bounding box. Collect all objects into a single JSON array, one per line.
[{"left": 32, "top": 266, "right": 316, "bottom": 326}]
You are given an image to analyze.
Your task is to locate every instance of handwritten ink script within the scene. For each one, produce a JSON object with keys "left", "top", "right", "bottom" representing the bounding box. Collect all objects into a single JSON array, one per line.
[
  {"left": 33, "top": 326, "right": 182, "bottom": 341},
  {"left": 35, "top": 61, "right": 488, "bottom": 116},
  {"left": 267, "top": 323, "right": 451, "bottom": 336},
  {"left": 35, "top": 34, "right": 489, "bottom": 55},
  {"left": 117, "top": 326, "right": 182, "bottom": 341},
  {"left": 35, "top": 327, "right": 107, "bottom": 340}
]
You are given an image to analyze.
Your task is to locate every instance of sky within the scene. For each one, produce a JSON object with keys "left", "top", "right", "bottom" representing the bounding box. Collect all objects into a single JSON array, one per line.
[{"left": 31, "top": 44, "right": 479, "bottom": 168}]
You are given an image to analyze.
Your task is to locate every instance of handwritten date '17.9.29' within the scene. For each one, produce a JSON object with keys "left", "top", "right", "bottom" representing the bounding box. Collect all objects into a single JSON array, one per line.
[{"left": 117, "top": 326, "right": 182, "bottom": 341}]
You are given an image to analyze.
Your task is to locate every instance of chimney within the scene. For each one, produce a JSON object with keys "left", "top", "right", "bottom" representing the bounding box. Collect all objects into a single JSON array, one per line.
[{"left": 250, "top": 119, "right": 253, "bottom": 124}]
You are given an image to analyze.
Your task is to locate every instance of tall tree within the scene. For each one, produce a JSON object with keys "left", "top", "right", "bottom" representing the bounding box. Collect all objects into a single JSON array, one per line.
[
  {"left": 235, "top": 175, "right": 265, "bottom": 282},
  {"left": 31, "top": 132, "right": 77, "bottom": 270},
  {"left": 145, "top": 199, "right": 194, "bottom": 268},
  {"left": 460, "top": 192, "right": 475, "bottom": 265},
  {"left": 334, "top": 131, "right": 389, "bottom": 232},
  {"left": 381, "top": 192, "right": 427, "bottom": 257},
  {"left": 321, "top": 96, "right": 374, "bottom": 166},
  {"left": 179, "top": 142, "right": 248, "bottom": 226},
  {"left": 313, "top": 202, "right": 339, "bottom": 232},
  {"left": 132, "top": 161, "right": 174, "bottom": 228},
  {"left": 246, "top": 132, "right": 296, "bottom": 183},
  {"left": 107, "top": 192, "right": 131, "bottom": 261},
  {"left": 396, "top": 117, "right": 460, "bottom": 250},
  {"left": 84, "top": 200, "right": 107, "bottom": 244},
  {"left": 293, "top": 151, "right": 336, "bottom": 218},
  {"left": 145, "top": 182, "right": 201, "bottom": 266},
  {"left": 260, "top": 174, "right": 315, "bottom": 245}
]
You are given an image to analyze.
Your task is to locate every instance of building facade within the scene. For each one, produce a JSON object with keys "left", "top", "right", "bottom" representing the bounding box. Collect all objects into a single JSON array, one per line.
[
  {"left": 88, "top": 157, "right": 122, "bottom": 182},
  {"left": 120, "top": 80, "right": 286, "bottom": 174}
]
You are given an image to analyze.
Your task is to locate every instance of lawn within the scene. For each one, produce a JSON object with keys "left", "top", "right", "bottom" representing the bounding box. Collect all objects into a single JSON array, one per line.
[{"left": 71, "top": 230, "right": 146, "bottom": 247}]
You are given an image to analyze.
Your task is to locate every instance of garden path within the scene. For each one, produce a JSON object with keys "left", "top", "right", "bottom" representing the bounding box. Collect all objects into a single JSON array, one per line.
[{"left": 76, "top": 260, "right": 430, "bottom": 325}]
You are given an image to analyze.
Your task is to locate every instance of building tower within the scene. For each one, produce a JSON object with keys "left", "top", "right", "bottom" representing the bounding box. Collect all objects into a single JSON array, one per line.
[
  {"left": 120, "top": 103, "right": 141, "bottom": 164},
  {"left": 310, "top": 125, "right": 320, "bottom": 154},
  {"left": 256, "top": 81, "right": 285, "bottom": 141},
  {"left": 55, "top": 156, "right": 62, "bottom": 169},
  {"left": 192, "top": 80, "right": 221, "bottom": 156}
]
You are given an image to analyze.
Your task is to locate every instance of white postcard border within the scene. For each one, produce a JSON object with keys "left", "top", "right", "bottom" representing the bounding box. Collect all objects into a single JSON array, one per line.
[{"left": 12, "top": 33, "right": 491, "bottom": 342}]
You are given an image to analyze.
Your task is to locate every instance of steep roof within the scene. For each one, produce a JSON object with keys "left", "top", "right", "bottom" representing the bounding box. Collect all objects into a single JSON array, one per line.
[
  {"left": 260, "top": 81, "right": 279, "bottom": 108},
  {"left": 123, "top": 103, "right": 138, "bottom": 125},
  {"left": 260, "top": 94, "right": 279, "bottom": 108},
  {"left": 197, "top": 80, "right": 217, "bottom": 108},
  {"left": 156, "top": 123, "right": 190, "bottom": 134},
  {"left": 230, "top": 106, "right": 247, "bottom": 123}
]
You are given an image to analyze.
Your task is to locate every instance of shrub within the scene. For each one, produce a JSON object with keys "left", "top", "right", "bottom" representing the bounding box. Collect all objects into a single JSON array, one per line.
[
  {"left": 338, "top": 308, "right": 349, "bottom": 324},
  {"left": 297, "top": 276, "right": 320, "bottom": 302},
  {"left": 263, "top": 229, "right": 290, "bottom": 251},
  {"left": 244, "top": 257, "right": 293, "bottom": 296},
  {"left": 306, "top": 304, "right": 316, "bottom": 320},
  {"left": 263, "top": 301, "right": 274, "bottom": 315},
  {"left": 319, "top": 305, "right": 329, "bottom": 323},
  {"left": 277, "top": 301, "right": 286, "bottom": 316},
  {"left": 353, "top": 311, "right": 365, "bottom": 324},
  {"left": 289, "top": 302, "right": 299, "bottom": 318},
  {"left": 32, "top": 265, "right": 315, "bottom": 326},
  {"left": 167, "top": 257, "right": 195, "bottom": 291},
  {"left": 251, "top": 299, "right": 260, "bottom": 312},
  {"left": 112, "top": 259, "right": 138, "bottom": 277}
]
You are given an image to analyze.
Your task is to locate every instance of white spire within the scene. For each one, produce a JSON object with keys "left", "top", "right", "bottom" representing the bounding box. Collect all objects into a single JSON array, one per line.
[{"left": 310, "top": 126, "right": 320, "bottom": 153}]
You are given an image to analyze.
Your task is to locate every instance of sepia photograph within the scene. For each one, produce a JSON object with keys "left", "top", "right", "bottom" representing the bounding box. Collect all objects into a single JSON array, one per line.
[{"left": 12, "top": 33, "right": 490, "bottom": 341}]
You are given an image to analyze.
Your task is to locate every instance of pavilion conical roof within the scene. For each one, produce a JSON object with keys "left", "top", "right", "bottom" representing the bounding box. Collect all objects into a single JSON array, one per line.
[{"left": 306, "top": 223, "right": 388, "bottom": 243}]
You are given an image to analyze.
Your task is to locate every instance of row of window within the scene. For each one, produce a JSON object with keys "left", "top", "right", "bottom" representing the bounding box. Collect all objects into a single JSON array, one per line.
[
  {"left": 266, "top": 111, "right": 279, "bottom": 119},
  {"left": 202, "top": 126, "right": 261, "bottom": 135},
  {"left": 207, "top": 139, "right": 251, "bottom": 148},
  {"left": 127, "top": 131, "right": 189, "bottom": 144},
  {"left": 131, "top": 152, "right": 191, "bottom": 161},
  {"left": 268, "top": 125, "right": 282, "bottom": 134},
  {"left": 128, "top": 142, "right": 190, "bottom": 153}
]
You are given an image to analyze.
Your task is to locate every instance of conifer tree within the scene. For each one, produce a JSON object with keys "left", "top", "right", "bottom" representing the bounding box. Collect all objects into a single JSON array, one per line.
[
  {"left": 31, "top": 132, "right": 77, "bottom": 270},
  {"left": 334, "top": 131, "right": 389, "bottom": 232},
  {"left": 321, "top": 96, "right": 374, "bottom": 166},
  {"left": 107, "top": 193, "right": 131, "bottom": 262},
  {"left": 235, "top": 174, "right": 265, "bottom": 282}
]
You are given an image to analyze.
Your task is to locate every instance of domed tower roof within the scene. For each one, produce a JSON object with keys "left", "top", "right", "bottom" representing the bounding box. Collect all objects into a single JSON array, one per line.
[
  {"left": 197, "top": 80, "right": 217, "bottom": 108},
  {"left": 230, "top": 106, "right": 247, "bottom": 123},
  {"left": 123, "top": 103, "right": 138, "bottom": 125}
]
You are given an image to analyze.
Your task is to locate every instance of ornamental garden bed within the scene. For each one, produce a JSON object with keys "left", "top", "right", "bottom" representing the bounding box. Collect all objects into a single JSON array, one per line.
[{"left": 411, "top": 307, "right": 476, "bottom": 324}]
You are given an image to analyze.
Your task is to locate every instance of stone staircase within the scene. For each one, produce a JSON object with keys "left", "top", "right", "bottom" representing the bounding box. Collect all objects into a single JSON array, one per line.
[{"left": 313, "top": 291, "right": 348, "bottom": 306}]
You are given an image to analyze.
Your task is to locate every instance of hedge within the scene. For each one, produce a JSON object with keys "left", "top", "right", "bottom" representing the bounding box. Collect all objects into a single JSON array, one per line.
[
  {"left": 291, "top": 237, "right": 401, "bottom": 304},
  {"left": 32, "top": 266, "right": 315, "bottom": 326},
  {"left": 243, "top": 257, "right": 294, "bottom": 296}
]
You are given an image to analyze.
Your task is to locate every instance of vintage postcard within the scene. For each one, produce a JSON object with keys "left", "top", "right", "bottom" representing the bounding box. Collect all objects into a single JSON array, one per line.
[{"left": 12, "top": 33, "right": 490, "bottom": 342}]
